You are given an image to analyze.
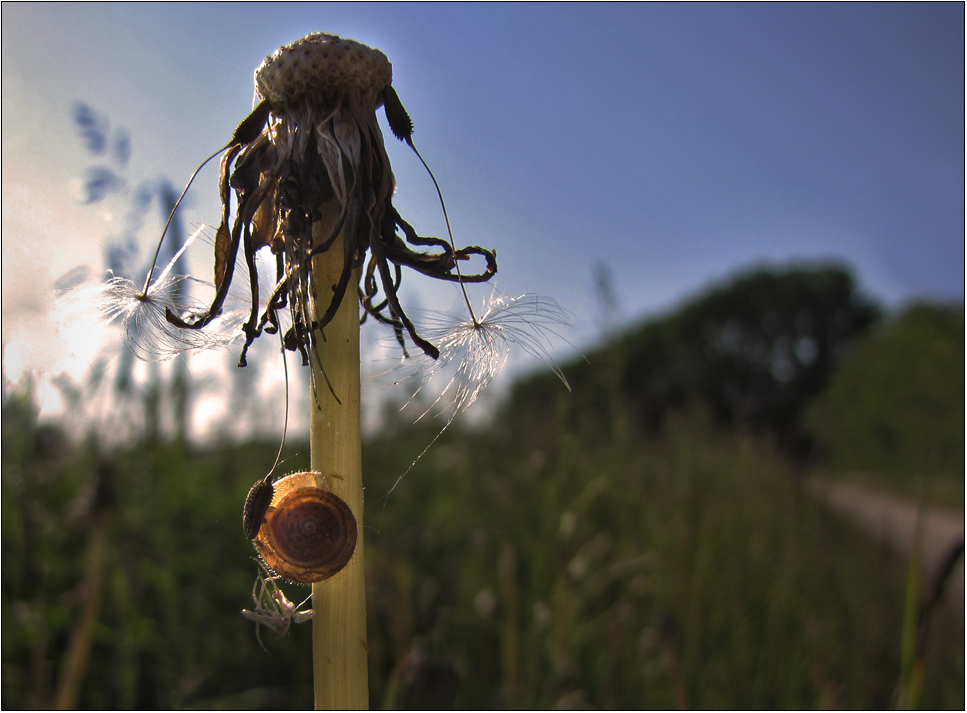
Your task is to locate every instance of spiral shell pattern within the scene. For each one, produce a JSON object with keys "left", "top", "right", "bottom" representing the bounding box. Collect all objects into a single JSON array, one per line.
[{"left": 253, "top": 471, "right": 358, "bottom": 584}]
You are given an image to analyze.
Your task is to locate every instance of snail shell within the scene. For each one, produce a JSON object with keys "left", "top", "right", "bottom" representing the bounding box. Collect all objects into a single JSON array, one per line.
[{"left": 250, "top": 471, "right": 357, "bottom": 584}]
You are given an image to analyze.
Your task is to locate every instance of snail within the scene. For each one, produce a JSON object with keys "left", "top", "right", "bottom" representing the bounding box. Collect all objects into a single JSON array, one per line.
[{"left": 243, "top": 471, "right": 357, "bottom": 584}]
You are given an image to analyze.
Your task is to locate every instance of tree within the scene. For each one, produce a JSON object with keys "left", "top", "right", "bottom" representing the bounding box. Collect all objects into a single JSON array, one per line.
[
  {"left": 503, "top": 263, "right": 881, "bottom": 455},
  {"left": 804, "top": 302, "right": 965, "bottom": 483}
]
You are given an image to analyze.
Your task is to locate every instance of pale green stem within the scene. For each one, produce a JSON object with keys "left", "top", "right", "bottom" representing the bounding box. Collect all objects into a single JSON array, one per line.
[{"left": 309, "top": 202, "right": 368, "bottom": 710}]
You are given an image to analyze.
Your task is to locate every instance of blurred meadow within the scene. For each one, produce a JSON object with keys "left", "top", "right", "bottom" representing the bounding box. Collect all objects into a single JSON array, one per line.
[
  {"left": 2, "top": 6, "right": 964, "bottom": 710},
  {"left": 3, "top": 262, "right": 963, "bottom": 709}
]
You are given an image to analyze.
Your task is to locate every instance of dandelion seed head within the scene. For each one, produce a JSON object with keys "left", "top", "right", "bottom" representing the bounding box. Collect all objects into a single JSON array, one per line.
[
  {"left": 372, "top": 292, "right": 574, "bottom": 500},
  {"left": 54, "top": 227, "right": 252, "bottom": 363},
  {"left": 56, "top": 272, "right": 246, "bottom": 363},
  {"left": 392, "top": 293, "right": 573, "bottom": 423}
]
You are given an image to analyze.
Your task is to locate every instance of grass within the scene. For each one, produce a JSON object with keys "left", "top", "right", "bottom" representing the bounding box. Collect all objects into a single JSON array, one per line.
[
  {"left": 2, "top": 389, "right": 963, "bottom": 708},
  {"left": 363, "top": 408, "right": 962, "bottom": 709}
]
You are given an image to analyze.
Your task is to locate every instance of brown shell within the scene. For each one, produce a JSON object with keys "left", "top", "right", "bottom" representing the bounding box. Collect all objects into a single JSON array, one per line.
[{"left": 252, "top": 471, "right": 357, "bottom": 584}]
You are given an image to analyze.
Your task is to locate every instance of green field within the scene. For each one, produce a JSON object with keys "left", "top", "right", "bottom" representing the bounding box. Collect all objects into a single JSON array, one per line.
[
  {"left": 3, "top": 393, "right": 962, "bottom": 708},
  {"left": 3, "top": 270, "right": 962, "bottom": 708}
]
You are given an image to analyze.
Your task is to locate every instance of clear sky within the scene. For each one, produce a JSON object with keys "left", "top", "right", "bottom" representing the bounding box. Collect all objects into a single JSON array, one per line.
[{"left": 2, "top": 3, "right": 964, "bottom": 435}]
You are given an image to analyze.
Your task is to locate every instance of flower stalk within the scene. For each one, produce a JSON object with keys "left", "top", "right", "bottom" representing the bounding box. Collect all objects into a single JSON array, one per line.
[{"left": 308, "top": 202, "right": 368, "bottom": 709}]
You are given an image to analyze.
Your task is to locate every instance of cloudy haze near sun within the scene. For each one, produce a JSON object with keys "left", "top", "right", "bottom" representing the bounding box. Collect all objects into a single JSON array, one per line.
[{"left": 2, "top": 3, "right": 963, "bottom": 439}]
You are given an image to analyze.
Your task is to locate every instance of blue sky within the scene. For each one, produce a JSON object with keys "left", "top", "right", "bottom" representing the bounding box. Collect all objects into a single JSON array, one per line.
[{"left": 2, "top": 3, "right": 963, "bottom": 434}]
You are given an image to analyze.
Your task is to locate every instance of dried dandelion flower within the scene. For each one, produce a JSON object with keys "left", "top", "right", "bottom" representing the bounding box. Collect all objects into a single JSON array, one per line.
[
  {"left": 95, "top": 32, "right": 571, "bottom": 439},
  {"left": 162, "top": 32, "right": 498, "bottom": 388}
]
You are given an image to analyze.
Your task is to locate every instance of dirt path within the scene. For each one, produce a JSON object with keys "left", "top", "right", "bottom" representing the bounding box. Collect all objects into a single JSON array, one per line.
[{"left": 808, "top": 479, "right": 964, "bottom": 611}]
